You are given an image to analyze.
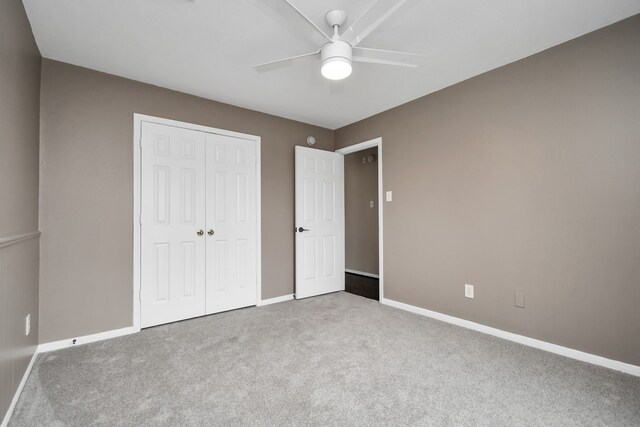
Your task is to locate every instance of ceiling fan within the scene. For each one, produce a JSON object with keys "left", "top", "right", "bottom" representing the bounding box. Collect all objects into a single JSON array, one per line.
[{"left": 253, "top": 0, "right": 420, "bottom": 80}]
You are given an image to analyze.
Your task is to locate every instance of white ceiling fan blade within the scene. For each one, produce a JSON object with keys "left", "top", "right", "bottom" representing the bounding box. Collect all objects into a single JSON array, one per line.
[
  {"left": 352, "top": 46, "right": 420, "bottom": 67},
  {"left": 341, "top": 0, "right": 409, "bottom": 47},
  {"left": 282, "top": 0, "right": 332, "bottom": 43},
  {"left": 252, "top": 50, "right": 320, "bottom": 72}
]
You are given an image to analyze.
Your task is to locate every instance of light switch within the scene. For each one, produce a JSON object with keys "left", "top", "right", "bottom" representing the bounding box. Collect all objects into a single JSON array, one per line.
[
  {"left": 465, "top": 284, "right": 474, "bottom": 299},
  {"left": 386, "top": 191, "right": 392, "bottom": 202}
]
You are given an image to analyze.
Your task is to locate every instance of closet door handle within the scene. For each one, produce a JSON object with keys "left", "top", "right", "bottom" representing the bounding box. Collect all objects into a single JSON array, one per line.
[
  {"left": 208, "top": 229, "right": 215, "bottom": 236},
  {"left": 197, "top": 229, "right": 204, "bottom": 236}
]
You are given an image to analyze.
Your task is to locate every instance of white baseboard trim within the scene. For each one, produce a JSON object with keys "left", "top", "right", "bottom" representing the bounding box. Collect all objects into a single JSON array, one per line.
[
  {"left": 257, "top": 294, "right": 294, "bottom": 306},
  {"left": 37, "top": 326, "right": 137, "bottom": 353},
  {"left": 381, "top": 297, "right": 640, "bottom": 377},
  {"left": 345, "top": 269, "right": 379, "bottom": 279},
  {"left": 1, "top": 349, "right": 38, "bottom": 427}
]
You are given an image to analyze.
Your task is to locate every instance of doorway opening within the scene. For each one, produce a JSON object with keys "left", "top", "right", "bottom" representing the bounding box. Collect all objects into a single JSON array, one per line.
[{"left": 336, "top": 138, "right": 383, "bottom": 301}]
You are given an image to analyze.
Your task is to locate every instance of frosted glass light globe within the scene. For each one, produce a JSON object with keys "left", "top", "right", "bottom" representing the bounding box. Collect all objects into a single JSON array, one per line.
[{"left": 321, "top": 57, "right": 352, "bottom": 80}]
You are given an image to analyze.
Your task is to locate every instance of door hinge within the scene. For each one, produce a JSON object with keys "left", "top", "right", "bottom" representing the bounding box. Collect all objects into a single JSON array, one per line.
[{"left": 139, "top": 214, "right": 142, "bottom": 225}]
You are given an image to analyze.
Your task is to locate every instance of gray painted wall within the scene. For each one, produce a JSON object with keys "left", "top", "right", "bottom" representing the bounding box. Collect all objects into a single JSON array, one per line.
[
  {"left": 39, "top": 60, "right": 334, "bottom": 343},
  {"left": 0, "top": 0, "right": 41, "bottom": 421},
  {"left": 345, "top": 148, "right": 379, "bottom": 275},
  {"left": 335, "top": 15, "right": 640, "bottom": 366}
]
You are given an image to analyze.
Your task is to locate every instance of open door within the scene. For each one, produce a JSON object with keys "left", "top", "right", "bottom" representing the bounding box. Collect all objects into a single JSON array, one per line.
[{"left": 295, "top": 146, "right": 345, "bottom": 299}]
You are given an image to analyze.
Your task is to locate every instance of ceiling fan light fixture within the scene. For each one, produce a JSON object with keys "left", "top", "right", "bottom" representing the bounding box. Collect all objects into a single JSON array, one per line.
[
  {"left": 253, "top": 7, "right": 421, "bottom": 80},
  {"left": 320, "top": 39, "right": 353, "bottom": 80},
  {"left": 321, "top": 57, "right": 352, "bottom": 80}
]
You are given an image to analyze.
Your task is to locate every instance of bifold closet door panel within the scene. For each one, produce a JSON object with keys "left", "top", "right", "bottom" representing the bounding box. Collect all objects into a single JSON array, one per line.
[
  {"left": 205, "top": 134, "right": 258, "bottom": 314},
  {"left": 140, "top": 122, "right": 207, "bottom": 328}
]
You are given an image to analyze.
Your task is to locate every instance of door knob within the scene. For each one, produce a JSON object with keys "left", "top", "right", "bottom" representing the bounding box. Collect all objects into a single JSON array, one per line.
[
  {"left": 208, "top": 229, "right": 214, "bottom": 236},
  {"left": 197, "top": 229, "right": 204, "bottom": 236},
  {"left": 297, "top": 227, "right": 310, "bottom": 232}
]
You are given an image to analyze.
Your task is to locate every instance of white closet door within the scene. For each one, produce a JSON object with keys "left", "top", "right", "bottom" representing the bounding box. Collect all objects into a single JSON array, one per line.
[
  {"left": 205, "top": 133, "right": 257, "bottom": 313},
  {"left": 140, "top": 122, "right": 206, "bottom": 328},
  {"left": 294, "top": 146, "right": 345, "bottom": 299}
]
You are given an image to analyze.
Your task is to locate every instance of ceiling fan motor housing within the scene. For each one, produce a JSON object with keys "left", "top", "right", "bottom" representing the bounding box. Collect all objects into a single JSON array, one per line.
[
  {"left": 321, "top": 40, "right": 352, "bottom": 63},
  {"left": 321, "top": 39, "right": 353, "bottom": 80}
]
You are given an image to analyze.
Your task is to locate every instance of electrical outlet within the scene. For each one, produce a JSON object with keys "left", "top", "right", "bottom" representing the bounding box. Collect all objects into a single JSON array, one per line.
[
  {"left": 25, "top": 314, "right": 31, "bottom": 336},
  {"left": 370, "top": 200, "right": 374, "bottom": 208},
  {"left": 464, "top": 284, "right": 474, "bottom": 299},
  {"left": 514, "top": 292, "right": 525, "bottom": 308}
]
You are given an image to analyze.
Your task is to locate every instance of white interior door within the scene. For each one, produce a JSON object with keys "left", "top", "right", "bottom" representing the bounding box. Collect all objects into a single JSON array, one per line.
[
  {"left": 205, "top": 133, "right": 258, "bottom": 313},
  {"left": 295, "top": 146, "right": 345, "bottom": 299},
  {"left": 141, "top": 122, "right": 206, "bottom": 328}
]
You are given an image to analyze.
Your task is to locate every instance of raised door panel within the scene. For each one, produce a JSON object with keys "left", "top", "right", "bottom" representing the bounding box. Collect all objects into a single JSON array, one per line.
[
  {"left": 295, "top": 146, "right": 344, "bottom": 299},
  {"left": 141, "top": 122, "right": 206, "bottom": 328},
  {"left": 205, "top": 134, "right": 257, "bottom": 314}
]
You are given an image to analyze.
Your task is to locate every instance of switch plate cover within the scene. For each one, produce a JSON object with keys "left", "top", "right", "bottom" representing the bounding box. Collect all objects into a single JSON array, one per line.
[{"left": 465, "top": 284, "right": 474, "bottom": 299}]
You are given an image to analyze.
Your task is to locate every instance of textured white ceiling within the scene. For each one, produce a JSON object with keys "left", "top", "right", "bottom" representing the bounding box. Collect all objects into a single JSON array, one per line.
[{"left": 22, "top": 0, "right": 640, "bottom": 129}]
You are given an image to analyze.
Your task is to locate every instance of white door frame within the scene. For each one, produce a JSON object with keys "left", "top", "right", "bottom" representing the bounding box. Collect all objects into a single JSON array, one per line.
[
  {"left": 336, "top": 137, "right": 384, "bottom": 301},
  {"left": 133, "top": 113, "right": 261, "bottom": 332}
]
